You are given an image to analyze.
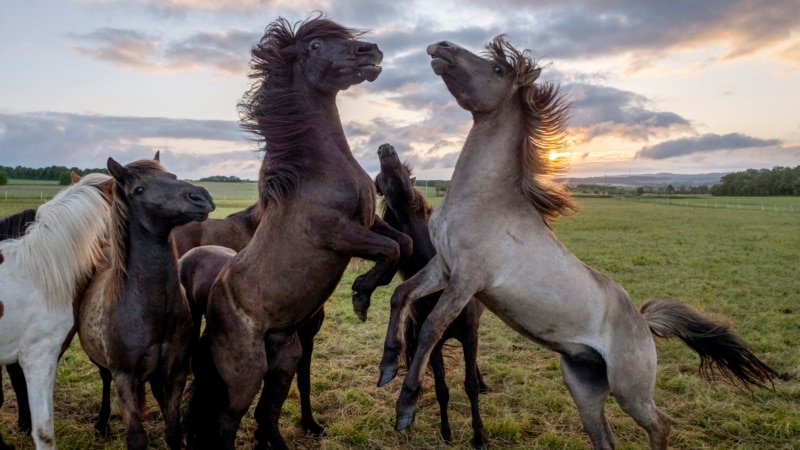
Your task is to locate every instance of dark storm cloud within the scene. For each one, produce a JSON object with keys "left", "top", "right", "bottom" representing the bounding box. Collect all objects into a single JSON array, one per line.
[{"left": 637, "top": 133, "right": 782, "bottom": 160}]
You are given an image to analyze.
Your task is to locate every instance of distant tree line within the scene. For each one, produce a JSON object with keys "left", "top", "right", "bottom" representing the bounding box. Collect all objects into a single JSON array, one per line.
[
  {"left": 198, "top": 175, "right": 246, "bottom": 182},
  {"left": 0, "top": 165, "right": 108, "bottom": 186},
  {"left": 710, "top": 166, "right": 800, "bottom": 196},
  {"left": 415, "top": 179, "right": 450, "bottom": 195}
]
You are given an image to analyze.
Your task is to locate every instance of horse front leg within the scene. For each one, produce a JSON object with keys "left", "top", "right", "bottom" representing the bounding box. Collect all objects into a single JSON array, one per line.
[
  {"left": 7, "top": 363, "right": 31, "bottom": 432},
  {"left": 395, "top": 273, "right": 481, "bottom": 432},
  {"left": 92, "top": 365, "right": 113, "bottom": 437},
  {"left": 18, "top": 347, "right": 60, "bottom": 450},
  {"left": 378, "top": 259, "right": 448, "bottom": 387},
  {"left": 112, "top": 373, "right": 148, "bottom": 450},
  {"left": 327, "top": 216, "right": 413, "bottom": 322}
]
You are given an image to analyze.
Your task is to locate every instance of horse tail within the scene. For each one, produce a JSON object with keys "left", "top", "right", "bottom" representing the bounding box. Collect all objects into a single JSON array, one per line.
[
  {"left": 182, "top": 333, "right": 228, "bottom": 449},
  {"left": 640, "top": 299, "right": 788, "bottom": 390}
]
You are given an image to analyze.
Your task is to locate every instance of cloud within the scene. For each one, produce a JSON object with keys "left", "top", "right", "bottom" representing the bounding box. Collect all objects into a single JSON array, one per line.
[
  {"left": 637, "top": 133, "right": 782, "bottom": 159},
  {"left": 0, "top": 112, "right": 247, "bottom": 175},
  {"left": 70, "top": 27, "right": 256, "bottom": 74},
  {"left": 567, "top": 83, "right": 693, "bottom": 143},
  {"left": 453, "top": 0, "right": 800, "bottom": 69}
]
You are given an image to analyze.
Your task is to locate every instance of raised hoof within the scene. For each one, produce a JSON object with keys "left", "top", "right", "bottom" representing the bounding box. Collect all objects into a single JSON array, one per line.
[
  {"left": 395, "top": 411, "right": 416, "bottom": 431},
  {"left": 352, "top": 292, "right": 369, "bottom": 322},
  {"left": 377, "top": 365, "right": 398, "bottom": 387}
]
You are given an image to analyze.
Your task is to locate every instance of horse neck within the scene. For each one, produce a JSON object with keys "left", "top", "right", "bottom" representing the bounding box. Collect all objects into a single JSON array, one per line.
[
  {"left": 294, "top": 84, "right": 355, "bottom": 163},
  {"left": 449, "top": 102, "right": 526, "bottom": 199}
]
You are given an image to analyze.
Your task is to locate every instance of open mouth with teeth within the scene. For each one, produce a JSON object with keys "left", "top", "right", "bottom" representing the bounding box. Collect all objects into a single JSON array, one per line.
[{"left": 357, "top": 63, "right": 382, "bottom": 82}]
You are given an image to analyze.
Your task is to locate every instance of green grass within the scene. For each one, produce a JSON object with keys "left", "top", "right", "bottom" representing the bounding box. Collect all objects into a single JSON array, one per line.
[{"left": 0, "top": 189, "right": 798, "bottom": 449}]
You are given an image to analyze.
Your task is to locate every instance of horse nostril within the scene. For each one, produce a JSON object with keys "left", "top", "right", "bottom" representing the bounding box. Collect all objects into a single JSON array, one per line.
[
  {"left": 357, "top": 43, "right": 378, "bottom": 54},
  {"left": 438, "top": 41, "right": 453, "bottom": 48}
]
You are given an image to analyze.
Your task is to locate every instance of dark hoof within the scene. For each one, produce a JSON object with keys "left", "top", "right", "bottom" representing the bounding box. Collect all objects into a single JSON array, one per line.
[
  {"left": 17, "top": 421, "right": 31, "bottom": 434},
  {"left": 302, "top": 419, "right": 326, "bottom": 436},
  {"left": 395, "top": 411, "right": 416, "bottom": 431},
  {"left": 471, "top": 436, "right": 489, "bottom": 450},
  {"left": 93, "top": 424, "right": 110, "bottom": 438},
  {"left": 377, "top": 365, "right": 398, "bottom": 387},
  {"left": 352, "top": 292, "right": 369, "bottom": 322}
]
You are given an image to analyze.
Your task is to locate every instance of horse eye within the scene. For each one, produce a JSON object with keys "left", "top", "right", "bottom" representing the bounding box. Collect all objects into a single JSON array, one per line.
[
  {"left": 493, "top": 65, "right": 504, "bottom": 75},
  {"left": 310, "top": 41, "right": 321, "bottom": 51},
  {"left": 133, "top": 187, "right": 144, "bottom": 195}
]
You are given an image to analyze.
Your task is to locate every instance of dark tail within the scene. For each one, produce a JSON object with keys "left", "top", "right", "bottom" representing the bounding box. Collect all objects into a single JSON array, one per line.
[
  {"left": 182, "top": 333, "right": 228, "bottom": 449},
  {"left": 641, "top": 299, "right": 789, "bottom": 390}
]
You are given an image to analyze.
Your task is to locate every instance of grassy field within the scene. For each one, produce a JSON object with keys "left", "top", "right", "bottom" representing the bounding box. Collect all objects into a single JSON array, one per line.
[{"left": 0, "top": 184, "right": 798, "bottom": 449}]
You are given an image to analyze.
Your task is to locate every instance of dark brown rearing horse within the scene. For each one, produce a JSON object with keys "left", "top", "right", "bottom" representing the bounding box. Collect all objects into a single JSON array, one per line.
[
  {"left": 374, "top": 143, "right": 490, "bottom": 449},
  {"left": 77, "top": 153, "right": 214, "bottom": 450},
  {"left": 184, "top": 15, "right": 411, "bottom": 450}
]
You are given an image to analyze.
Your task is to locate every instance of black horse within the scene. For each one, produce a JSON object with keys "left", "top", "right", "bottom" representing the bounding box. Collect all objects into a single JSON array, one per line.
[{"left": 374, "top": 143, "right": 489, "bottom": 449}]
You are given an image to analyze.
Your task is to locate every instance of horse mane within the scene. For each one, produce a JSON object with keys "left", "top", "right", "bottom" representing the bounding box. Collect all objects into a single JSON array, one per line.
[
  {"left": 486, "top": 35, "right": 577, "bottom": 224},
  {"left": 106, "top": 159, "right": 167, "bottom": 303},
  {"left": 237, "top": 13, "right": 364, "bottom": 210},
  {"left": 0, "top": 173, "right": 111, "bottom": 309},
  {"left": 380, "top": 162, "right": 433, "bottom": 220},
  {"left": 0, "top": 208, "right": 37, "bottom": 241}
]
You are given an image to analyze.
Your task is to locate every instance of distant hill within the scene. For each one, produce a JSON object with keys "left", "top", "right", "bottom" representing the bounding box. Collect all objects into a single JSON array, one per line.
[{"left": 559, "top": 172, "right": 729, "bottom": 187}]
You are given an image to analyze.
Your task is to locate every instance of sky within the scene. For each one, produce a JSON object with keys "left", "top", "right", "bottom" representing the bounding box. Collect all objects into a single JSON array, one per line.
[{"left": 1, "top": 0, "right": 798, "bottom": 181}]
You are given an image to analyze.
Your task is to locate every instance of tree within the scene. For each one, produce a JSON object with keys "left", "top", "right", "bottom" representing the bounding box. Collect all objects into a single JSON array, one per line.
[
  {"left": 58, "top": 171, "right": 73, "bottom": 186},
  {"left": 0, "top": 170, "right": 7, "bottom": 186}
]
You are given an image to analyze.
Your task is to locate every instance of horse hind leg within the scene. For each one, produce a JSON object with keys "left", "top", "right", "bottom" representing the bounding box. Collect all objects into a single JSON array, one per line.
[
  {"left": 296, "top": 309, "right": 325, "bottom": 435},
  {"left": 560, "top": 354, "right": 614, "bottom": 450},
  {"left": 461, "top": 326, "right": 487, "bottom": 450},
  {"left": 429, "top": 344, "right": 452, "bottom": 443},
  {"left": 254, "top": 335, "right": 303, "bottom": 450},
  {"left": 605, "top": 348, "right": 671, "bottom": 450}
]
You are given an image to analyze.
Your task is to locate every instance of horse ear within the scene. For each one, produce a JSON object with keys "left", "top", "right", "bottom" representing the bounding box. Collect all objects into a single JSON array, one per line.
[
  {"left": 410, "top": 176, "right": 416, "bottom": 185},
  {"left": 107, "top": 157, "right": 126, "bottom": 181},
  {"left": 70, "top": 171, "right": 81, "bottom": 184},
  {"left": 154, "top": 150, "right": 161, "bottom": 162},
  {"left": 522, "top": 67, "right": 541, "bottom": 85}
]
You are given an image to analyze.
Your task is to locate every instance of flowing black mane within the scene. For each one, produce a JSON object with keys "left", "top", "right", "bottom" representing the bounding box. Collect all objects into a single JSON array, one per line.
[
  {"left": 238, "top": 14, "right": 364, "bottom": 209},
  {"left": 0, "top": 208, "right": 37, "bottom": 241}
]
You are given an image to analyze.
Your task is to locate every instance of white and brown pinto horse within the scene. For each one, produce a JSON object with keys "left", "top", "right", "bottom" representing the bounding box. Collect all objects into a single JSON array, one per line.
[
  {"left": 377, "top": 37, "right": 785, "bottom": 450},
  {"left": 0, "top": 172, "right": 113, "bottom": 450}
]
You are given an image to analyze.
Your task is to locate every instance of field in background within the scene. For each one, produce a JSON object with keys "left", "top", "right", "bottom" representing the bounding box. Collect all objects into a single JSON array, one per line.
[{"left": 0, "top": 186, "right": 798, "bottom": 449}]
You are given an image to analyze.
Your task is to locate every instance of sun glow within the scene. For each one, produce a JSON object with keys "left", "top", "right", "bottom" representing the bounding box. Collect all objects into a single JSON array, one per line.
[{"left": 548, "top": 151, "right": 573, "bottom": 161}]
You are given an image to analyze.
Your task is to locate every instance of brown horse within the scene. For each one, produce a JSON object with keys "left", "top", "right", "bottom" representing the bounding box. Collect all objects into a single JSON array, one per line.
[
  {"left": 183, "top": 15, "right": 411, "bottom": 450},
  {"left": 377, "top": 37, "right": 784, "bottom": 450},
  {"left": 77, "top": 153, "right": 214, "bottom": 450},
  {"left": 179, "top": 243, "right": 328, "bottom": 436},
  {"left": 374, "top": 143, "right": 489, "bottom": 449},
  {"left": 172, "top": 202, "right": 260, "bottom": 256}
]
